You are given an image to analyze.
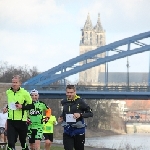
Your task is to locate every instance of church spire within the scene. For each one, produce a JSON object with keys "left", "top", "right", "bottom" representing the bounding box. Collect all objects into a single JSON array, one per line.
[
  {"left": 94, "top": 13, "right": 103, "bottom": 32},
  {"left": 83, "top": 13, "right": 93, "bottom": 31}
]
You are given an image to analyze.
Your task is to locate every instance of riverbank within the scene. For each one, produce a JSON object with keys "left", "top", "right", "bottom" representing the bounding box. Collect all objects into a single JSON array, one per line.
[
  {"left": 15, "top": 133, "right": 149, "bottom": 150},
  {"left": 54, "top": 125, "right": 124, "bottom": 139},
  {"left": 85, "top": 129, "right": 123, "bottom": 138}
]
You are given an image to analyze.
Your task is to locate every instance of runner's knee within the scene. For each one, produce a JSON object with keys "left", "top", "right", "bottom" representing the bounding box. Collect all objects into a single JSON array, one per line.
[{"left": 45, "top": 140, "right": 51, "bottom": 144}]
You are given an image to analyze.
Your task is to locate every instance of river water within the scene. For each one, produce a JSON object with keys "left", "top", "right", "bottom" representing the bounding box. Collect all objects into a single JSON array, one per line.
[{"left": 54, "top": 133, "right": 150, "bottom": 150}]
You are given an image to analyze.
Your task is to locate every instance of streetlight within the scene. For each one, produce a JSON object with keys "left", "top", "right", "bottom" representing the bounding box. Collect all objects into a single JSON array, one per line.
[
  {"left": 105, "top": 51, "right": 109, "bottom": 87},
  {"left": 126, "top": 56, "right": 130, "bottom": 89},
  {"left": 148, "top": 51, "right": 150, "bottom": 87}
]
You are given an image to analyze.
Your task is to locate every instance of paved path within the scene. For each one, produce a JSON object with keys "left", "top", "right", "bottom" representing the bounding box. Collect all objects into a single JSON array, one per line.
[
  {"left": 15, "top": 143, "right": 116, "bottom": 150},
  {"left": 52, "top": 143, "right": 116, "bottom": 150}
]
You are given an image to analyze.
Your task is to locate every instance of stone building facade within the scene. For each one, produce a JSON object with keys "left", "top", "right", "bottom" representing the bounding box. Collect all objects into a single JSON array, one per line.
[{"left": 79, "top": 13, "right": 106, "bottom": 85}]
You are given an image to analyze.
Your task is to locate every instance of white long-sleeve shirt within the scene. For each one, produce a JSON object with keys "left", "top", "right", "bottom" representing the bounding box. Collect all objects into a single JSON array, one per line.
[{"left": 0, "top": 113, "right": 7, "bottom": 128}]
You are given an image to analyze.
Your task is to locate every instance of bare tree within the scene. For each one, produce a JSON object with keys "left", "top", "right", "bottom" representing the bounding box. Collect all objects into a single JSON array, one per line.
[{"left": 0, "top": 61, "right": 39, "bottom": 83}]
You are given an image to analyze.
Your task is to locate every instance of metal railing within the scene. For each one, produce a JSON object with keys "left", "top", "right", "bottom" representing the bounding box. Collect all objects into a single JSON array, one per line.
[
  {"left": 22, "top": 85, "right": 150, "bottom": 92},
  {"left": 125, "top": 119, "right": 150, "bottom": 123}
]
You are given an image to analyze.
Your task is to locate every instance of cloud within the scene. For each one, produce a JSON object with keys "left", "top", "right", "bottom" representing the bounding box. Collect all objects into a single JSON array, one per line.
[
  {"left": 0, "top": 0, "right": 66, "bottom": 27},
  {"left": 76, "top": 0, "right": 150, "bottom": 34},
  {"left": 0, "top": 0, "right": 149, "bottom": 75},
  {"left": 0, "top": 29, "right": 79, "bottom": 72}
]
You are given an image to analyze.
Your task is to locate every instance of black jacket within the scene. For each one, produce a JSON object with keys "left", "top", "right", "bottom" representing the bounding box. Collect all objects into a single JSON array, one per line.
[{"left": 60, "top": 96, "right": 93, "bottom": 122}]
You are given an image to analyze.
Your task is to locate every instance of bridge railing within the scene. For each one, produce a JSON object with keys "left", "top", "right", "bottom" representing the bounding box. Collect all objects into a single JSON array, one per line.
[
  {"left": 124, "top": 118, "right": 150, "bottom": 123},
  {"left": 22, "top": 85, "right": 150, "bottom": 92}
]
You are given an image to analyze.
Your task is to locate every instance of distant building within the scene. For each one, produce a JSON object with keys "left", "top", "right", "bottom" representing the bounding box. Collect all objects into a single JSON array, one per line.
[
  {"left": 79, "top": 13, "right": 106, "bottom": 85},
  {"left": 110, "top": 100, "right": 127, "bottom": 118},
  {"left": 78, "top": 14, "right": 149, "bottom": 86},
  {"left": 98, "top": 72, "right": 149, "bottom": 85}
]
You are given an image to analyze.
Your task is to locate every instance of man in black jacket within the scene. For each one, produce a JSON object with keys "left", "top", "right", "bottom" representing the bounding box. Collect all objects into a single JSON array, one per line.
[{"left": 58, "top": 85, "right": 93, "bottom": 150}]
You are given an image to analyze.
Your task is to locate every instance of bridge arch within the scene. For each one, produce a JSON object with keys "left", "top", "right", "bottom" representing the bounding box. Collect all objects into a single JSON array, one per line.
[{"left": 22, "top": 31, "right": 150, "bottom": 86}]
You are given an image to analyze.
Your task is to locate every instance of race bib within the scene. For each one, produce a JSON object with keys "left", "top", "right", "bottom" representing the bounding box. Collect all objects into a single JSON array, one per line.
[
  {"left": 46, "top": 126, "right": 51, "bottom": 131},
  {"left": 66, "top": 114, "right": 76, "bottom": 122},
  {"left": 9, "top": 102, "right": 17, "bottom": 110}
]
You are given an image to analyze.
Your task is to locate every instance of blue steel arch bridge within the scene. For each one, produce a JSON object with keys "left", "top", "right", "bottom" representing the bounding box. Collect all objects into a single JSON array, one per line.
[{"left": 22, "top": 31, "right": 150, "bottom": 99}]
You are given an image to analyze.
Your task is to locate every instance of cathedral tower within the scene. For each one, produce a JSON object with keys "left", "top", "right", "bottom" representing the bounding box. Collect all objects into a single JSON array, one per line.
[{"left": 79, "top": 13, "right": 106, "bottom": 85}]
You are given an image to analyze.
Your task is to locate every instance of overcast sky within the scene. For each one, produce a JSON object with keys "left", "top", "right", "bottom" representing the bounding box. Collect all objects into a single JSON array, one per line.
[{"left": 0, "top": 0, "right": 150, "bottom": 81}]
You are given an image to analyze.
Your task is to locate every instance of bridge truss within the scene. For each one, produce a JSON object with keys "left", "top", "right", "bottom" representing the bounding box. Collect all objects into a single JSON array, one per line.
[{"left": 22, "top": 31, "right": 150, "bottom": 88}]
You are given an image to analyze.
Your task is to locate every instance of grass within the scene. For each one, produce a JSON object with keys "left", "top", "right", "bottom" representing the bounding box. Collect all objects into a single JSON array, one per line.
[
  {"left": 49, "top": 146, "right": 63, "bottom": 150},
  {"left": 41, "top": 144, "right": 64, "bottom": 150}
]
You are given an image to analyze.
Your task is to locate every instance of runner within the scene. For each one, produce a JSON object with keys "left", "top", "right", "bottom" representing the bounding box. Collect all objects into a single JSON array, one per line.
[
  {"left": 0, "top": 112, "right": 7, "bottom": 143},
  {"left": 0, "top": 112, "right": 7, "bottom": 149},
  {"left": 27, "top": 89, "right": 51, "bottom": 150},
  {"left": 4, "top": 75, "right": 33, "bottom": 150},
  {"left": 43, "top": 115, "right": 58, "bottom": 150},
  {"left": 58, "top": 84, "right": 93, "bottom": 150}
]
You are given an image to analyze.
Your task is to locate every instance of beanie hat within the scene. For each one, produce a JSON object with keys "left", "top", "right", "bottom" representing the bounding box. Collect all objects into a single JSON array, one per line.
[{"left": 30, "top": 89, "right": 38, "bottom": 95}]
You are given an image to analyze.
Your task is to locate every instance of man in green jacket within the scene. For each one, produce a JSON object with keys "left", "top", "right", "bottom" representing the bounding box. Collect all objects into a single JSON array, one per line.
[
  {"left": 27, "top": 89, "right": 51, "bottom": 150},
  {"left": 4, "top": 75, "right": 33, "bottom": 150}
]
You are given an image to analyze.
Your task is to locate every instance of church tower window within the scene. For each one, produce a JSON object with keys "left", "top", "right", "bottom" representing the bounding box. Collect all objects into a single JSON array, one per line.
[{"left": 97, "top": 35, "right": 99, "bottom": 44}]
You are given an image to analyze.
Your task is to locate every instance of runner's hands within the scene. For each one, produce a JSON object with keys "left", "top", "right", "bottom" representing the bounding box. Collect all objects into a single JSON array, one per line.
[
  {"left": 27, "top": 118, "right": 32, "bottom": 125},
  {"left": 58, "top": 117, "right": 63, "bottom": 123},
  {"left": 73, "top": 113, "right": 80, "bottom": 119},
  {"left": 15, "top": 104, "right": 22, "bottom": 109},
  {"left": 3, "top": 108, "right": 7, "bottom": 113},
  {"left": 43, "top": 117, "right": 49, "bottom": 123}
]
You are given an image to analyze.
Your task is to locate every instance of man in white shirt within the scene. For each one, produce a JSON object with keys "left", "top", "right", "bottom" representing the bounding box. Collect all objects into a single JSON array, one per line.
[{"left": 0, "top": 112, "right": 8, "bottom": 143}]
